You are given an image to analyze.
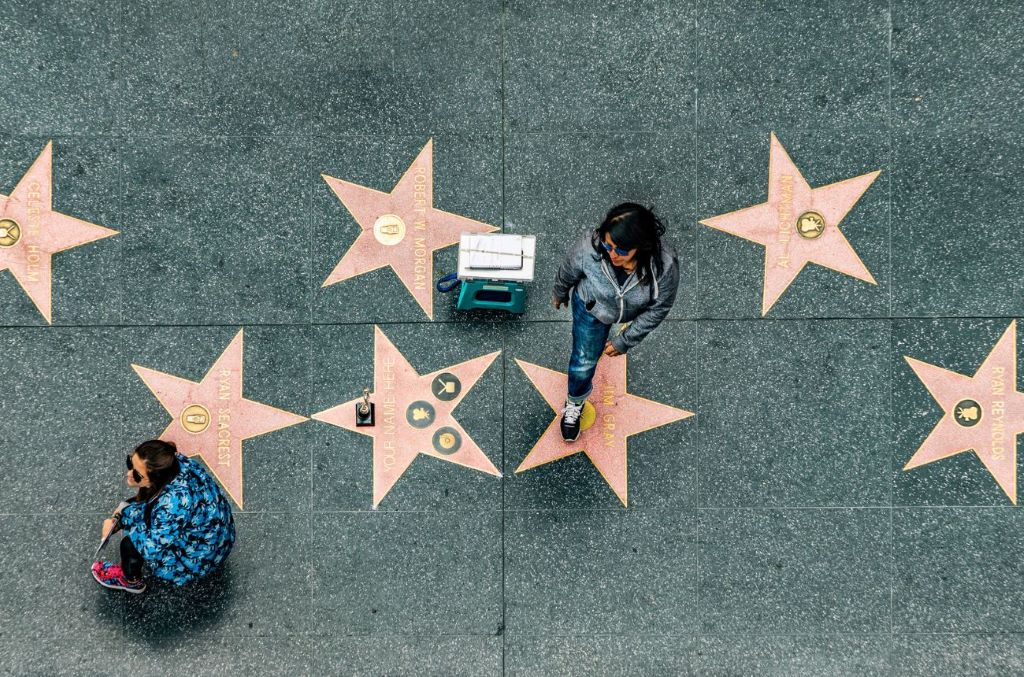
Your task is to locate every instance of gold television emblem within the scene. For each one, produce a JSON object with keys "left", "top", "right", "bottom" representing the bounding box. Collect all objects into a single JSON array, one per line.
[
  {"left": 373, "top": 214, "right": 407, "bottom": 246},
  {"left": 181, "top": 404, "right": 212, "bottom": 434},
  {"left": 0, "top": 219, "right": 21, "bottom": 247},
  {"left": 796, "top": 211, "right": 826, "bottom": 240}
]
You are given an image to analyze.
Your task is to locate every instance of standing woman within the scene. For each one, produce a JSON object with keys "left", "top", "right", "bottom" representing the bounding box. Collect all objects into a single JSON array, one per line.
[
  {"left": 92, "top": 440, "right": 236, "bottom": 593},
  {"left": 552, "top": 203, "right": 680, "bottom": 441}
]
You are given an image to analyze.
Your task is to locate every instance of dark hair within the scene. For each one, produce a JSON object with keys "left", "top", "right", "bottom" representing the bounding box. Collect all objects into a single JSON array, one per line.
[
  {"left": 592, "top": 202, "right": 666, "bottom": 286},
  {"left": 132, "top": 439, "right": 181, "bottom": 506}
]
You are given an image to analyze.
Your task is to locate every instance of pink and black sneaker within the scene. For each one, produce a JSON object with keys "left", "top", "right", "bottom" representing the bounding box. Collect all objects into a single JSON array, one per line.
[{"left": 91, "top": 561, "right": 146, "bottom": 594}]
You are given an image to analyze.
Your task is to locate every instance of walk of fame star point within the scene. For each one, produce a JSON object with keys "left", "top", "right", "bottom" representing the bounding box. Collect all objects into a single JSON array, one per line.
[
  {"left": 132, "top": 329, "right": 307, "bottom": 508},
  {"left": 904, "top": 320, "right": 1024, "bottom": 503},
  {"left": 320, "top": 139, "right": 498, "bottom": 319},
  {"left": 699, "top": 132, "right": 880, "bottom": 315},
  {"left": 0, "top": 142, "right": 118, "bottom": 323},
  {"left": 515, "top": 355, "right": 693, "bottom": 506},
  {"left": 312, "top": 326, "right": 501, "bottom": 507}
]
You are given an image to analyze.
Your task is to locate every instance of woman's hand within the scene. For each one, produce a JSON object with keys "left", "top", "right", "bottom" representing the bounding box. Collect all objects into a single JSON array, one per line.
[
  {"left": 603, "top": 341, "right": 624, "bottom": 357},
  {"left": 552, "top": 296, "right": 567, "bottom": 310},
  {"left": 100, "top": 518, "right": 116, "bottom": 540}
]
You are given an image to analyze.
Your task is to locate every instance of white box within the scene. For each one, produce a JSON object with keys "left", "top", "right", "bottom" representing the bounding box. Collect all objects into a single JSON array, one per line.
[{"left": 457, "top": 233, "right": 536, "bottom": 282}]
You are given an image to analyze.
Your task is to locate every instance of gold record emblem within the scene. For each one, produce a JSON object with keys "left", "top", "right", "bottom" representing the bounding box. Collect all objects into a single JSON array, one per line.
[
  {"left": 180, "top": 404, "right": 211, "bottom": 434},
  {"left": 953, "top": 399, "right": 982, "bottom": 428},
  {"left": 796, "top": 211, "right": 826, "bottom": 240},
  {"left": 372, "top": 214, "right": 406, "bottom": 246},
  {"left": 438, "top": 432, "right": 456, "bottom": 449},
  {"left": 0, "top": 219, "right": 21, "bottom": 247}
]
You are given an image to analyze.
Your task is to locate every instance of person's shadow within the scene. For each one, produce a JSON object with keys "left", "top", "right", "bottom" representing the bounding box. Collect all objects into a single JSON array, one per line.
[{"left": 118, "top": 564, "right": 237, "bottom": 646}]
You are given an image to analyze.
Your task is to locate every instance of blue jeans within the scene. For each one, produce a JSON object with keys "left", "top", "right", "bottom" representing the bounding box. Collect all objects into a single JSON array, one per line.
[{"left": 567, "top": 288, "right": 611, "bottom": 403}]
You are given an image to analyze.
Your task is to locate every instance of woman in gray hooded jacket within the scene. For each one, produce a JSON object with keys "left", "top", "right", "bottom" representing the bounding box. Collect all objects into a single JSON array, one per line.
[{"left": 551, "top": 203, "right": 680, "bottom": 441}]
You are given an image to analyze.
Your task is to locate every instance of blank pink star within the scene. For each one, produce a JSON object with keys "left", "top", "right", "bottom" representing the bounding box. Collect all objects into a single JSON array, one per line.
[
  {"left": 132, "top": 330, "right": 308, "bottom": 508},
  {"left": 313, "top": 326, "right": 501, "bottom": 507},
  {"left": 0, "top": 142, "right": 117, "bottom": 322},
  {"left": 699, "top": 133, "right": 880, "bottom": 315},
  {"left": 515, "top": 355, "right": 693, "bottom": 506},
  {"left": 904, "top": 321, "right": 1024, "bottom": 503},
  {"left": 320, "top": 139, "right": 498, "bottom": 319}
]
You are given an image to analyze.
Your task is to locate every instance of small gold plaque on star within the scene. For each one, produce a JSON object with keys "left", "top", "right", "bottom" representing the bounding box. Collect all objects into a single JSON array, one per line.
[
  {"left": 796, "top": 211, "right": 826, "bottom": 240},
  {"left": 0, "top": 219, "right": 21, "bottom": 247},
  {"left": 180, "top": 404, "right": 212, "bottom": 434},
  {"left": 953, "top": 399, "right": 982, "bottom": 427}
]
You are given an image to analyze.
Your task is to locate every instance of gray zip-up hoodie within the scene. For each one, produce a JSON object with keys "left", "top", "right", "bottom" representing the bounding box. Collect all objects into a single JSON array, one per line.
[{"left": 552, "top": 231, "right": 680, "bottom": 353}]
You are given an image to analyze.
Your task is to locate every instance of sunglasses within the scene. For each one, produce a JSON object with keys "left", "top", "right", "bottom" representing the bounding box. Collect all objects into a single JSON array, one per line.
[
  {"left": 126, "top": 455, "right": 143, "bottom": 484},
  {"left": 600, "top": 240, "right": 633, "bottom": 257}
]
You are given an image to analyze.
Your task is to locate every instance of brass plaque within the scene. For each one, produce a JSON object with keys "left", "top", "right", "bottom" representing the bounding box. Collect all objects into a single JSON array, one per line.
[
  {"left": 796, "top": 211, "right": 826, "bottom": 240},
  {"left": 953, "top": 399, "right": 982, "bottom": 428},
  {"left": 432, "top": 426, "right": 461, "bottom": 455},
  {"left": 579, "top": 401, "right": 597, "bottom": 432},
  {"left": 406, "top": 400, "right": 436, "bottom": 429},
  {"left": 373, "top": 214, "right": 406, "bottom": 246},
  {"left": 181, "top": 404, "right": 211, "bottom": 434},
  {"left": 0, "top": 219, "right": 21, "bottom": 247}
]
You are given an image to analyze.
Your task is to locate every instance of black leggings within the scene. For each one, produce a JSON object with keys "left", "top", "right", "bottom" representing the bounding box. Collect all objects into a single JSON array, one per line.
[{"left": 119, "top": 536, "right": 144, "bottom": 581}]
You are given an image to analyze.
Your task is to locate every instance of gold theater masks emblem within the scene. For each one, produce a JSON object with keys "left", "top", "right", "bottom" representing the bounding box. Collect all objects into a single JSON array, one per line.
[
  {"left": 0, "top": 219, "right": 21, "bottom": 247},
  {"left": 953, "top": 399, "right": 982, "bottom": 428},
  {"left": 372, "top": 214, "right": 406, "bottom": 246},
  {"left": 796, "top": 211, "right": 826, "bottom": 240},
  {"left": 181, "top": 404, "right": 212, "bottom": 434}
]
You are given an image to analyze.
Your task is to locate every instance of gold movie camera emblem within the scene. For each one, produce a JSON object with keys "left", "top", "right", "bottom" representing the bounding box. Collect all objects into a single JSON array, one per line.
[
  {"left": 373, "top": 214, "right": 406, "bottom": 246},
  {"left": 0, "top": 219, "right": 21, "bottom": 247},
  {"left": 953, "top": 399, "right": 982, "bottom": 428},
  {"left": 796, "top": 211, "right": 826, "bottom": 240},
  {"left": 181, "top": 404, "right": 212, "bottom": 434}
]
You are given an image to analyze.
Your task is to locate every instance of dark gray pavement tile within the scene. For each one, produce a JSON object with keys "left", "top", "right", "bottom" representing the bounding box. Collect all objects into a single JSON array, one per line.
[
  {"left": 123, "top": 326, "right": 312, "bottom": 513},
  {"left": 893, "top": 633, "right": 1024, "bottom": 677},
  {"left": 893, "top": 2, "right": 1023, "bottom": 131},
  {"left": 894, "top": 508, "right": 1024, "bottom": 633},
  {"left": 311, "top": 322, "right": 504, "bottom": 511},
  {"left": 699, "top": 320, "right": 891, "bottom": 507},
  {"left": 126, "top": 636, "right": 312, "bottom": 676},
  {"left": 0, "top": 514, "right": 124, "bottom": 640},
  {"left": 0, "top": 0, "right": 118, "bottom": 136},
  {"left": 122, "top": 512, "right": 311, "bottom": 640},
  {"left": 204, "top": 0, "right": 323, "bottom": 136},
  {"left": 893, "top": 319, "right": 1020, "bottom": 506},
  {"left": 312, "top": 0, "right": 501, "bottom": 136},
  {"left": 0, "top": 138, "right": 121, "bottom": 326},
  {"left": 311, "top": 511, "right": 502, "bottom": 634},
  {"left": 504, "top": 321, "right": 695, "bottom": 510},
  {"left": 891, "top": 127, "right": 1024, "bottom": 317},
  {"left": 698, "top": 508, "right": 891, "bottom": 633},
  {"left": 698, "top": 0, "right": 888, "bottom": 134},
  {"left": 311, "top": 135, "right": 502, "bottom": 324},
  {"left": 311, "top": 635, "right": 501, "bottom": 676},
  {"left": 505, "top": 635, "right": 694, "bottom": 676},
  {"left": 119, "top": 135, "right": 312, "bottom": 325},
  {"left": 0, "top": 328, "right": 127, "bottom": 512},
  {"left": 121, "top": 0, "right": 208, "bottom": 136},
  {"left": 697, "top": 128, "right": 888, "bottom": 318},
  {"left": 692, "top": 634, "right": 891, "bottom": 677},
  {"left": 504, "top": 510, "right": 697, "bottom": 635},
  {"left": 505, "top": 132, "right": 696, "bottom": 320},
  {"left": 504, "top": 0, "right": 695, "bottom": 133}
]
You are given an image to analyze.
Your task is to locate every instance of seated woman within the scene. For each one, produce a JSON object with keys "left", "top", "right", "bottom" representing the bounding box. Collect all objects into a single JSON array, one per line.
[{"left": 92, "top": 439, "right": 236, "bottom": 593}]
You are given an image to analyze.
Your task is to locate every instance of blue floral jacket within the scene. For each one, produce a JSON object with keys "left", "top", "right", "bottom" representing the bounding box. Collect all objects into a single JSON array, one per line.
[{"left": 120, "top": 454, "right": 236, "bottom": 586}]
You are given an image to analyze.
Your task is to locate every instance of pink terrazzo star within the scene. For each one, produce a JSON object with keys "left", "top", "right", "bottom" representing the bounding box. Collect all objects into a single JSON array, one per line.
[
  {"left": 132, "top": 329, "right": 308, "bottom": 508},
  {"left": 699, "top": 133, "right": 880, "bottom": 315},
  {"left": 904, "top": 321, "right": 1024, "bottom": 504},
  {"left": 320, "top": 139, "right": 498, "bottom": 319},
  {"left": 0, "top": 142, "right": 117, "bottom": 322},
  {"left": 515, "top": 355, "right": 693, "bottom": 506},
  {"left": 312, "top": 326, "right": 501, "bottom": 507}
]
